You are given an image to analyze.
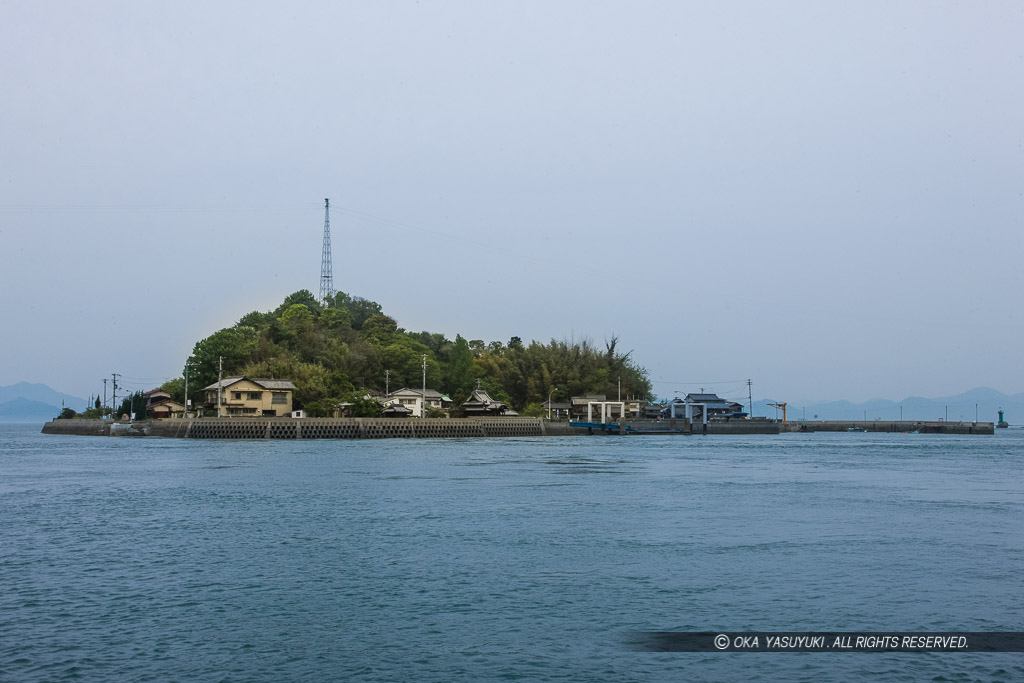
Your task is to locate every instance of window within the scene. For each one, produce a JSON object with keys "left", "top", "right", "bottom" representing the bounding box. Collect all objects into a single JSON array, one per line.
[
  {"left": 233, "top": 392, "right": 242, "bottom": 400},
  {"left": 247, "top": 392, "right": 262, "bottom": 400},
  {"left": 228, "top": 407, "right": 258, "bottom": 415},
  {"left": 272, "top": 392, "right": 287, "bottom": 405}
]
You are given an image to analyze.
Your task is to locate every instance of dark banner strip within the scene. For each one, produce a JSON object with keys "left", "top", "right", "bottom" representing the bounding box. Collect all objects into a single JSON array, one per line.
[{"left": 625, "top": 632, "right": 1024, "bottom": 653}]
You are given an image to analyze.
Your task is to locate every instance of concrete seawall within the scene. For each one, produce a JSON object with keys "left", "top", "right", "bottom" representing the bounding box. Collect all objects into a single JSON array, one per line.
[
  {"left": 780, "top": 420, "right": 995, "bottom": 435},
  {"left": 40, "top": 417, "right": 780, "bottom": 438},
  {"left": 42, "top": 417, "right": 994, "bottom": 439},
  {"left": 43, "top": 417, "right": 581, "bottom": 439},
  {"left": 582, "top": 419, "right": 780, "bottom": 435}
]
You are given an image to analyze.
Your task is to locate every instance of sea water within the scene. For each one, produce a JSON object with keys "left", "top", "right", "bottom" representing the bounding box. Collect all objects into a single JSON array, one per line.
[{"left": 1, "top": 424, "right": 1021, "bottom": 681}]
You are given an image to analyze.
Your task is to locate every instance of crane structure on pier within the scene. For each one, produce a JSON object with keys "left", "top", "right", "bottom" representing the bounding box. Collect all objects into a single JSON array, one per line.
[{"left": 767, "top": 402, "right": 788, "bottom": 423}]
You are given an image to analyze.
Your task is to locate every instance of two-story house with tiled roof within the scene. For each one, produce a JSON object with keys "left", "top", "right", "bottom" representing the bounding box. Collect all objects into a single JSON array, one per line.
[
  {"left": 202, "top": 377, "right": 296, "bottom": 417},
  {"left": 382, "top": 388, "right": 451, "bottom": 417}
]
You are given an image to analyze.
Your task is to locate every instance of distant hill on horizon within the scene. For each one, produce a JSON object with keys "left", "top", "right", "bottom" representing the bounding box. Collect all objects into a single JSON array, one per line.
[
  {"left": 0, "top": 382, "right": 87, "bottom": 423},
  {"left": 754, "top": 387, "right": 1023, "bottom": 423}
]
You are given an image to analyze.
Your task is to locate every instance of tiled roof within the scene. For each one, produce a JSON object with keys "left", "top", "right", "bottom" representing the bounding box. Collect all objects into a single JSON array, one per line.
[
  {"left": 390, "top": 387, "right": 444, "bottom": 399},
  {"left": 202, "top": 376, "right": 297, "bottom": 391}
]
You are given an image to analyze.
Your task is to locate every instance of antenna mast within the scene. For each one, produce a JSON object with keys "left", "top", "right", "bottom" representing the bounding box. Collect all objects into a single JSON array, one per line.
[{"left": 319, "top": 198, "right": 335, "bottom": 303}]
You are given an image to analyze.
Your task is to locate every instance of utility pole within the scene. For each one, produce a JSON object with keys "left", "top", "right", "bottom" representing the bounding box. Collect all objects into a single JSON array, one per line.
[
  {"left": 385, "top": 369, "right": 390, "bottom": 398},
  {"left": 617, "top": 376, "right": 621, "bottom": 401},
  {"left": 184, "top": 363, "right": 190, "bottom": 418},
  {"left": 103, "top": 379, "right": 108, "bottom": 414},
  {"left": 217, "top": 356, "right": 223, "bottom": 418},
  {"left": 112, "top": 373, "right": 120, "bottom": 417},
  {"left": 421, "top": 354, "right": 427, "bottom": 418},
  {"left": 747, "top": 379, "right": 754, "bottom": 419}
]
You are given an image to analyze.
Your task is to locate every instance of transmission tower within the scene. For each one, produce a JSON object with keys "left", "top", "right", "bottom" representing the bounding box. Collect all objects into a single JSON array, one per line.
[{"left": 319, "top": 197, "right": 335, "bottom": 303}]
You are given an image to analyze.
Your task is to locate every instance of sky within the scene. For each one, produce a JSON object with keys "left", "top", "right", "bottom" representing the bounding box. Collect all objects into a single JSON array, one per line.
[{"left": 1, "top": 1, "right": 1021, "bottom": 406}]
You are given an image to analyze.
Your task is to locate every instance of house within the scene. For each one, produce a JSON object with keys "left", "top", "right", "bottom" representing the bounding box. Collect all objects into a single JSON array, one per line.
[
  {"left": 541, "top": 399, "right": 571, "bottom": 420},
  {"left": 662, "top": 393, "right": 744, "bottom": 420},
  {"left": 202, "top": 377, "right": 296, "bottom": 417},
  {"left": 383, "top": 388, "right": 451, "bottom": 417},
  {"left": 643, "top": 402, "right": 664, "bottom": 419},
  {"left": 570, "top": 395, "right": 607, "bottom": 420},
  {"left": 143, "top": 389, "right": 185, "bottom": 419},
  {"left": 381, "top": 403, "right": 414, "bottom": 417},
  {"left": 619, "top": 398, "right": 651, "bottom": 420},
  {"left": 461, "top": 388, "right": 509, "bottom": 416}
]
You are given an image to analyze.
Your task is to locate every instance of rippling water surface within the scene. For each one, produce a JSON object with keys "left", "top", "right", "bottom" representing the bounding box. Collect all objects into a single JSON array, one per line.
[{"left": 2, "top": 424, "right": 1022, "bottom": 681}]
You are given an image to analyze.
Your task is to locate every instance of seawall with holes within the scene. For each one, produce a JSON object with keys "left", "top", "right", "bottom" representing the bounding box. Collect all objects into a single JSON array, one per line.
[{"left": 42, "top": 417, "right": 581, "bottom": 439}]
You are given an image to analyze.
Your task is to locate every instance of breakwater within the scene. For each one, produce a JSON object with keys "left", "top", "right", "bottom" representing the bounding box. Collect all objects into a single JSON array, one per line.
[
  {"left": 41, "top": 417, "right": 779, "bottom": 439},
  {"left": 576, "top": 419, "right": 780, "bottom": 435},
  {"left": 781, "top": 420, "right": 995, "bottom": 435},
  {"left": 41, "top": 417, "right": 994, "bottom": 439},
  {"left": 43, "top": 417, "right": 575, "bottom": 439}
]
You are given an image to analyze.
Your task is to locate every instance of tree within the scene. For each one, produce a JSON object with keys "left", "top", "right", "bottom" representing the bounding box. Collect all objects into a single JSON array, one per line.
[
  {"left": 159, "top": 377, "right": 186, "bottom": 404},
  {"left": 188, "top": 326, "right": 260, "bottom": 390},
  {"left": 348, "top": 297, "right": 383, "bottom": 329},
  {"left": 362, "top": 314, "right": 399, "bottom": 343},
  {"left": 58, "top": 407, "right": 76, "bottom": 419},
  {"left": 348, "top": 394, "right": 383, "bottom": 417},
  {"left": 319, "top": 307, "right": 352, "bottom": 330},
  {"left": 274, "top": 289, "right": 321, "bottom": 316},
  {"left": 116, "top": 391, "right": 145, "bottom": 419},
  {"left": 444, "top": 335, "right": 473, "bottom": 396},
  {"left": 180, "top": 290, "right": 652, "bottom": 416},
  {"left": 522, "top": 402, "right": 545, "bottom": 417},
  {"left": 237, "top": 310, "right": 273, "bottom": 328},
  {"left": 302, "top": 398, "right": 338, "bottom": 418}
]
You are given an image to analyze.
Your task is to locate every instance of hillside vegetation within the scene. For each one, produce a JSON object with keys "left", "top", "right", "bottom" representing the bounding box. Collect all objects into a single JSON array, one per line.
[{"left": 164, "top": 290, "right": 651, "bottom": 416}]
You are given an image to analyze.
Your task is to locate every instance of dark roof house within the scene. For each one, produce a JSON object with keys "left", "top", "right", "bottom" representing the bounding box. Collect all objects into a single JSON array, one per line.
[{"left": 461, "top": 388, "right": 509, "bottom": 416}]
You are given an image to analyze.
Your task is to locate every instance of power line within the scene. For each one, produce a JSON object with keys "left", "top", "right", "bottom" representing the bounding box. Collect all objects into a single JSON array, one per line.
[{"left": 654, "top": 379, "right": 748, "bottom": 386}]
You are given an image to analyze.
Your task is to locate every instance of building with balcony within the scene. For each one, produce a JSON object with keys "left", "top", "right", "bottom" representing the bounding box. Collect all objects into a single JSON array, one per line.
[{"left": 202, "top": 377, "right": 296, "bottom": 417}]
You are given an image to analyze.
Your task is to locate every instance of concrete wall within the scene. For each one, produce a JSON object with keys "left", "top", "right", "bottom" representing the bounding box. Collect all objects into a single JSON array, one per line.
[
  {"left": 571, "top": 419, "right": 780, "bottom": 435},
  {"left": 41, "top": 419, "right": 111, "bottom": 436},
  {"left": 42, "top": 417, "right": 581, "bottom": 439},
  {"left": 780, "top": 421, "right": 995, "bottom": 435},
  {"left": 149, "top": 417, "right": 550, "bottom": 439},
  {"left": 45, "top": 417, "right": 990, "bottom": 439}
]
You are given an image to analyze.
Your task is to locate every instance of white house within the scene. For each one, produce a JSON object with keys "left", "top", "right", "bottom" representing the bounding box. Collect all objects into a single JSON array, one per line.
[{"left": 382, "top": 388, "right": 451, "bottom": 417}]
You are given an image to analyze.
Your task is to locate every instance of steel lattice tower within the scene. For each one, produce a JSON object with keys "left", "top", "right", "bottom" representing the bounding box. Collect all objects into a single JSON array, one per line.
[{"left": 319, "top": 198, "right": 335, "bottom": 303}]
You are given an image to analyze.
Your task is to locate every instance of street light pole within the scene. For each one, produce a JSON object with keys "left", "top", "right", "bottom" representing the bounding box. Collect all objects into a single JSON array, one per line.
[{"left": 421, "top": 354, "right": 427, "bottom": 418}]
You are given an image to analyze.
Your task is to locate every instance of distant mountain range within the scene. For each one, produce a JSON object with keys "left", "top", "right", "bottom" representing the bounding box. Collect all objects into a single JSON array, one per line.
[
  {"left": 0, "top": 382, "right": 87, "bottom": 422},
  {"left": 755, "top": 387, "right": 1022, "bottom": 423}
]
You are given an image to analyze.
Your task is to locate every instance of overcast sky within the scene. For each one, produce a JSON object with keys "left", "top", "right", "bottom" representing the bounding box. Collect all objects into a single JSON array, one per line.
[{"left": 2, "top": 1, "right": 1021, "bottom": 405}]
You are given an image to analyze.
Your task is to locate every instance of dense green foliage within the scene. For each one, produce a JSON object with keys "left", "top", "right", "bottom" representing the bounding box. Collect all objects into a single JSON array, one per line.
[
  {"left": 115, "top": 391, "right": 146, "bottom": 419},
  {"left": 176, "top": 290, "right": 651, "bottom": 412}
]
